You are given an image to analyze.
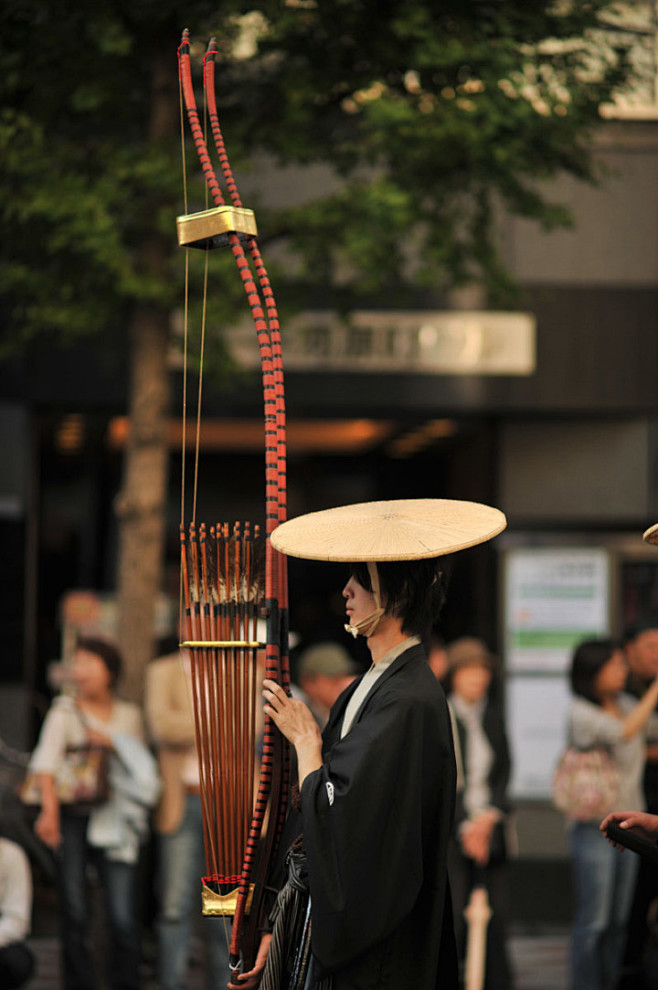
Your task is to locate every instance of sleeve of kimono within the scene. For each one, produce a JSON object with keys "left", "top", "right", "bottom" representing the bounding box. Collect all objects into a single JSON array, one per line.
[{"left": 300, "top": 683, "right": 453, "bottom": 970}]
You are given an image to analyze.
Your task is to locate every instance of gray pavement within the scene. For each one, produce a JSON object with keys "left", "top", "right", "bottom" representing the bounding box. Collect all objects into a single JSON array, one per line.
[
  {"left": 24, "top": 930, "right": 569, "bottom": 989},
  {"left": 23, "top": 871, "right": 570, "bottom": 990},
  {"left": 510, "top": 931, "right": 569, "bottom": 989}
]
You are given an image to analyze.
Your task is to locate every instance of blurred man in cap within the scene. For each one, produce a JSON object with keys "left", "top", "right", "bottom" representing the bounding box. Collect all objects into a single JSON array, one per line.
[{"left": 296, "top": 642, "right": 359, "bottom": 728}]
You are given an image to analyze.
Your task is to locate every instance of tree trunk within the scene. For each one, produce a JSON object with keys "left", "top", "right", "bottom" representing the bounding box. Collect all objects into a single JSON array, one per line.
[
  {"left": 115, "top": 302, "right": 171, "bottom": 701},
  {"left": 114, "top": 47, "right": 177, "bottom": 701}
]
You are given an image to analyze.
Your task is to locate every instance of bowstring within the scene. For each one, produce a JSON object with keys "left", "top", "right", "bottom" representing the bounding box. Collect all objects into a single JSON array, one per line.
[
  {"left": 178, "top": 55, "right": 189, "bottom": 636},
  {"left": 179, "top": 44, "right": 210, "bottom": 538}
]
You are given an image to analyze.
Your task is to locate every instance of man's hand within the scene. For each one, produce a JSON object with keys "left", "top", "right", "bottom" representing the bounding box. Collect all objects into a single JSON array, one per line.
[
  {"left": 460, "top": 811, "right": 499, "bottom": 865},
  {"left": 262, "top": 681, "right": 320, "bottom": 749},
  {"left": 35, "top": 805, "right": 61, "bottom": 849},
  {"left": 227, "top": 933, "right": 272, "bottom": 989},
  {"left": 600, "top": 810, "right": 658, "bottom": 848},
  {"left": 263, "top": 680, "right": 323, "bottom": 788}
]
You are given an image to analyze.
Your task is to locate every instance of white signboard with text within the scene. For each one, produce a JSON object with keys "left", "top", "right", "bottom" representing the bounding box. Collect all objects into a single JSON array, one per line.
[
  {"left": 504, "top": 547, "right": 611, "bottom": 798},
  {"left": 505, "top": 547, "right": 610, "bottom": 674}
]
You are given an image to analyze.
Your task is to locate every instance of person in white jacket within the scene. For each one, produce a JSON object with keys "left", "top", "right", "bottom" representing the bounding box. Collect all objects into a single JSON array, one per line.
[
  {"left": 0, "top": 837, "right": 34, "bottom": 988},
  {"left": 29, "top": 637, "right": 160, "bottom": 990}
]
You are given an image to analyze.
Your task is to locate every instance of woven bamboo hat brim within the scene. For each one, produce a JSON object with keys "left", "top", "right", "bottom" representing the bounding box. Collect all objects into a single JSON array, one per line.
[
  {"left": 644, "top": 523, "right": 658, "bottom": 546},
  {"left": 270, "top": 498, "right": 506, "bottom": 562}
]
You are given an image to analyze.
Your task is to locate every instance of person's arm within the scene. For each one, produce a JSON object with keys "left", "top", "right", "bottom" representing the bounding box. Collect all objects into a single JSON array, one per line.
[
  {"left": 34, "top": 773, "right": 61, "bottom": 848},
  {"left": 460, "top": 809, "right": 501, "bottom": 865},
  {"left": 29, "top": 701, "right": 72, "bottom": 849},
  {"left": 228, "top": 933, "right": 272, "bottom": 988},
  {"left": 0, "top": 842, "right": 32, "bottom": 947},
  {"left": 621, "top": 675, "right": 658, "bottom": 739}
]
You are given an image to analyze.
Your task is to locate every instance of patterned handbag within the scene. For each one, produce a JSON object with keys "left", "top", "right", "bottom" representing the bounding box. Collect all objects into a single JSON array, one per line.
[
  {"left": 19, "top": 700, "right": 111, "bottom": 814},
  {"left": 19, "top": 743, "right": 110, "bottom": 813},
  {"left": 551, "top": 746, "right": 619, "bottom": 821}
]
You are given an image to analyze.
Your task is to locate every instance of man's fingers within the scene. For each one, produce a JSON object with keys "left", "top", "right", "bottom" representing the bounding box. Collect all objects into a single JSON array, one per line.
[{"left": 263, "top": 679, "right": 284, "bottom": 700}]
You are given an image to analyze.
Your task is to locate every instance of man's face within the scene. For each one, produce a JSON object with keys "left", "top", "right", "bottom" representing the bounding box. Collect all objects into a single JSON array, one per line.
[
  {"left": 342, "top": 574, "right": 377, "bottom": 628},
  {"left": 451, "top": 662, "right": 492, "bottom": 704},
  {"left": 627, "top": 629, "right": 658, "bottom": 679}
]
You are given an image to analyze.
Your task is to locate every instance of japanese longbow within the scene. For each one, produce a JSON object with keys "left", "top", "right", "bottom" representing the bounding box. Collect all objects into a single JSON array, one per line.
[{"left": 177, "top": 29, "right": 290, "bottom": 982}]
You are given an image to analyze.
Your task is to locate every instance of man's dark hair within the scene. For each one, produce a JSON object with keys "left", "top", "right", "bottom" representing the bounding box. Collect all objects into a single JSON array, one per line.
[
  {"left": 569, "top": 638, "right": 620, "bottom": 706},
  {"left": 350, "top": 557, "right": 449, "bottom": 641},
  {"left": 76, "top": 636, "right": 123, "bottom": 688}
]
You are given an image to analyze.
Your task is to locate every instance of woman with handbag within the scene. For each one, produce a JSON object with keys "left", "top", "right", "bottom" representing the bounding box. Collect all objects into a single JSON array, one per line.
[
  {"left": 566, "top": 638, "right": 658, "bottom": 990},
  {"left": 444, "top": 636, "right": 515, "bottom": 990},
  {"left": 28, "top": 636, "right": 160, "bottom": 990}
]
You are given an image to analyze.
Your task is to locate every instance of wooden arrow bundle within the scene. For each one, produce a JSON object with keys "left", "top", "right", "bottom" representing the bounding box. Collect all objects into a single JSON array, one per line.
[{"left": 180, "top": 521, "right": 265, "bottom": 898}]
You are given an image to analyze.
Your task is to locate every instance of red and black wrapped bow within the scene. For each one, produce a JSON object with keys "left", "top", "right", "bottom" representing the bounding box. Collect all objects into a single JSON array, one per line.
[{"left": 177, "top": 29, "right": 290, "bottom": 981}]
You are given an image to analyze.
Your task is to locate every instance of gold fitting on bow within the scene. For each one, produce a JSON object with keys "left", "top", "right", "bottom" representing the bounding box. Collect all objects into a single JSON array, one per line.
[
  {"left": 202, "top": 881, "right": 254, "bottom": 916},
  {"left": 177, "top": 206, "right": 258, "bottom": 249}
]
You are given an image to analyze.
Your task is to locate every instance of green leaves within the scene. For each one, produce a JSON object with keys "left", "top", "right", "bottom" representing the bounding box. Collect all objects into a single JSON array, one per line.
[{"left": 0, "top": 0, "right": 634, "bottom": 355}]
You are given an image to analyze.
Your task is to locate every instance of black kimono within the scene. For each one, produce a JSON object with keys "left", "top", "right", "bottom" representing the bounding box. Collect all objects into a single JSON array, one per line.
[{"left": 294, "top": 642, "right": 458, "bottom": 989}]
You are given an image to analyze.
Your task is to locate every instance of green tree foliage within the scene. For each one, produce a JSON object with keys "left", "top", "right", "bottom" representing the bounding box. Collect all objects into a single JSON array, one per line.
[
  {"left": 0, "top": 0, "right": 247, "bottom": 355},
  {"left": 236, "top": 0, "right": 631, "bottom": 301},
  {"left": 1, "top": 0, "right": 632, "bottom": 353}
]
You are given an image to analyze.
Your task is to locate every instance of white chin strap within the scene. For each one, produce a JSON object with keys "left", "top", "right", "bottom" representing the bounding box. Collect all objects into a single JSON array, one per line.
[{"left": 344, "top": 562, "right": 386, "bottom": 639}]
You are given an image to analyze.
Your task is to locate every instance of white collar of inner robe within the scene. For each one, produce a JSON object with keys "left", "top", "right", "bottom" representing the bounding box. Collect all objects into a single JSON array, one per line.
[{"left": 340, "top": 636, "right": 421, "bottom": 739}]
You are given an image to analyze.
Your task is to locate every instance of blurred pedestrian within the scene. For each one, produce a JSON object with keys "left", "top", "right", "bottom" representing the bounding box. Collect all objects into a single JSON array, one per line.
[
  {"left": 0, "top": 836, "right": 35, "bottom": 988},
  {"left": 566, "top": 638, "right": 658, "bottom": 990},
  {"left": 620, "top": 619, "right": 658, "bottom": 988},
  {"left": 623, "top": 621, "right": 658, "bottom": 813},
  {"left": 445, "top": 636, "right": 515, "bottom": 990},
  {"left": 29, "top": 637, "right": 160, "bottom": 990},
  {"left": 426, "top": 628, "right": 449, "bottom": 685},
  {"left": 296, "top": 641, "right": 358, "bottom": 728},
  {"left": 145, "top": 643, "right": 230, "bottom": 990}
]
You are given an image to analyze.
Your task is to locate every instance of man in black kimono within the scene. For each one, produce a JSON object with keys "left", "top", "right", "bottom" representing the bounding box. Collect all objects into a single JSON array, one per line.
[{"left": 232, "top": 498, "right": 506, "bottom": 990}]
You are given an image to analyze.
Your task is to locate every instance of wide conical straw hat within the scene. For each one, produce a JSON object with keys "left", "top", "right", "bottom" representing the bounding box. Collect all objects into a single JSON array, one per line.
[
  {"left": 270, "top": 498, "right": 506, "bottom": 562},
  {"left": 643, "top": 523, "right": 658, "bottom": 546}
]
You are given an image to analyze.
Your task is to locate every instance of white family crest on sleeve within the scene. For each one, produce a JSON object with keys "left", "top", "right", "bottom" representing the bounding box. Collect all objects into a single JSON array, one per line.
[{"left": 326, "top": 781, "right": 335, "bottom": 806}]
